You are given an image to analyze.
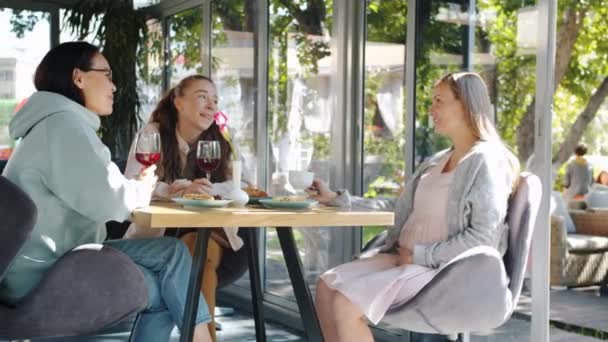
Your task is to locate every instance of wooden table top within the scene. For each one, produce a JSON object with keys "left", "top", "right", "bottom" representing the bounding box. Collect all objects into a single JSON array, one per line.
[{"left": 131, "top": 201, "right": 394, "bottom": 229}]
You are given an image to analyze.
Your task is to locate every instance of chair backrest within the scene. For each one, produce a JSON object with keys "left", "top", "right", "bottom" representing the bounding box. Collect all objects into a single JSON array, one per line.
[
  {"left": 503, "top": 172, "right": 541, "bottom": 305},
  {"left": 0, "top": 176, "right": 37, "bottom": 283}
]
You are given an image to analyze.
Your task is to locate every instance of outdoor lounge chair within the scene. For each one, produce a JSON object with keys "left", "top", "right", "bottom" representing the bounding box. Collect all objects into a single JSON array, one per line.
[
  {"left": 550, "top": 210, "right": 608, "bottom": 288},
  {"left": 0, "top": 175, "right": 148, "bottom": 340},
  {"left": 363, "top": 172, "right": 541, "bottom": 341}
]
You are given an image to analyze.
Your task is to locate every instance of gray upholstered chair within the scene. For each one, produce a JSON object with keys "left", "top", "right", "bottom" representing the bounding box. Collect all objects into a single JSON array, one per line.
[
  {"left": 365, "top": 172, "right": 541, "bottom": 341},
  {"left": 0, "top": 175, "right": 148, "bottom": 340}
]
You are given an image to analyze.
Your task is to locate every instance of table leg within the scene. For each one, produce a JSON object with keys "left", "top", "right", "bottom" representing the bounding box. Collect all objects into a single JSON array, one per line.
[
  {"left": 244, "top": 228, "right": 267, "bottom": 342},
  {"left": 276, "top": 227, "right": 324, "bottom": 342},
  {"left": 180, "top": 229, "right": 210, "bottom": 342}
]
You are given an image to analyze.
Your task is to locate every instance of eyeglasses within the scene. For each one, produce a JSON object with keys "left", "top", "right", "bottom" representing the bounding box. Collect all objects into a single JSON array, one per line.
[{"left": 82, "top": 67, "right": 112, "bottom": 81}]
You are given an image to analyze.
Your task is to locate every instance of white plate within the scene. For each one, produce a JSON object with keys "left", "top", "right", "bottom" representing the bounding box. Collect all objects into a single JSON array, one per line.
[
  {"left": 258, "top": 199, "right": 318, "bottom": 209},
  {"left": 172, "top": 197, "right": 233, "bottom": 208}
]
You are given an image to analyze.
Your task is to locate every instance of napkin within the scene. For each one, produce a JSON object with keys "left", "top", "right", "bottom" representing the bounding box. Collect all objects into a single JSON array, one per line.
[{"left": 223, "top": 226, "right": 244, "bottom": 251}]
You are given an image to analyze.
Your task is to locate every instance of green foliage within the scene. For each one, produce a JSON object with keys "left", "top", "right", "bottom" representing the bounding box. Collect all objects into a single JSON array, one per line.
[
  {"left": 311, "top": 133, "right": 330, "bottom": 160},
  {"left": 137, "top": 19, "right": 163, "bottom": 87},
  {"left": 0, "top": 99, "right": 17, "bottom": 147},
  {"left": 9, "top": 0, "right": 607, "bottom": 172},
  {"left": 478, "top": 1, "right": 536, "bottom": 149},
  {"left": 554, "top": 2, "right": 608, "bottom": 152},
  {"left": 169, "top": 7, "right": 204, "bottom": 75},
  {"left": 482, "top": 0, "right": 608, "bottom": 164},
  {"left": 268, "top": 0, "right": 332, "bottom": 141},
  {"left": 9, "top": 10, "right": 48, "bottom": 38},
  {"left": 362, "top": 226, "right": 385, "bottom": 247},
  {"left": 9, "top": 1, "right": 148, "bottom": 159},
  {"left": 0, "top": 100, "right": 17, "bottom": 127},
  {"left": 63, "top": 0, "right": 148, "bottom": 159},
  {"left": 366, "top": 0, "right": 407, "bottom": 44}
]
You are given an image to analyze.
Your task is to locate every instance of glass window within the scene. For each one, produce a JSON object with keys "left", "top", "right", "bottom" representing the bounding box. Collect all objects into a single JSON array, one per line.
[
  {"left": 414, "top": 1, "right": 537, "bottom": 164},
  {"left": 0, "top": 9, "right": 50, "bottom": 160},
  {"left": 362, "top": 0, "right": 408, "bottom": 246},
  {"left": 210, "top": 0, "right": 257, "bottom": 288},
  {"left": 265, "top": 0, "right": 334, "bottom": 300},
  {"left": 137, "top": 18, "right": 164, "bottom": 124},
  {"left": 211, "top": 0, "right": 256, "bottom": 187},
  {"left": 167, "top": 6, "right": 204, "bottom": 88}
]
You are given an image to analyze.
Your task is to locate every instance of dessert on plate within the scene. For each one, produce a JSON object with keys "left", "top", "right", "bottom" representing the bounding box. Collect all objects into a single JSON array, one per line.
[
  {"left": 183, "top": 193, "right": 214, "bottom": 200},
  {"left": 273, "top": 195, "right": 309, "bottom": 202},
  {"left": 243, "top": 187, "right": 269, "bottom": 198}
]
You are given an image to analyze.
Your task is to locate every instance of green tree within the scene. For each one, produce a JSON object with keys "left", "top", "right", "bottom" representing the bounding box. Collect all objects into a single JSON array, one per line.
[
  {"left": 481, "top": 0, "right": 608, "bottom": 168},
  {"left": 9, "top": 0, "right": 148, "bottom": 159}
]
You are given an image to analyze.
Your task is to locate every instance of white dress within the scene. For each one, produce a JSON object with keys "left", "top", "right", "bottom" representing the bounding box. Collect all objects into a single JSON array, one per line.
[{"left": 320, "top": 153, "right": 454, "bottom": 324}]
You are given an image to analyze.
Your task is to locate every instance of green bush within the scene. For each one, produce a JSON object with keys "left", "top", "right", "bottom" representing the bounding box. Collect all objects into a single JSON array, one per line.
[{"left": 0, "top": 99, "right": 17, "bottom": 148}]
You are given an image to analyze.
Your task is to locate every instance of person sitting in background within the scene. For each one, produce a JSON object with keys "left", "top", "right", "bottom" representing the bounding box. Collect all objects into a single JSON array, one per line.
[
  {"left": 124, "top": 75, "right": 252, "bottom": 341},
  {"left": 0, "top": 42, "right": 212, "bottom": 342},
  {"left": 310, "top": 72, "right": 519, "bottom": 342},
  {"left": 564, "top": 144, "right": 593, "bottom": 202},
  {"left": 585, "top": 169, "right": 608, "bottom": 208},
  {"left": 596, "top": 170, "right": 608, "bottom": 187}
]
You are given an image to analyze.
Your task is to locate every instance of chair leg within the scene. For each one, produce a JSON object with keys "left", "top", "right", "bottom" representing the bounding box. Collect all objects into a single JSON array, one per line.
[
  {"left": 445, "top": 333, "right": 458, "bottom": 341},
  {"left": 128, "top": 313, "right": 140, "bottom": 342},
  {"left": 459, "top": 332, "right": 471, "bottom": 342}
]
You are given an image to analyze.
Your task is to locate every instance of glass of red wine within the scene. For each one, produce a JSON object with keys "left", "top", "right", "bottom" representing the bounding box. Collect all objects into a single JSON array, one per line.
[
  {"left": 196, "top": 140, "right": 221, "bottom": 180},
  {"left": 134, "top": 132, "right": 161, "bottom": 169}
]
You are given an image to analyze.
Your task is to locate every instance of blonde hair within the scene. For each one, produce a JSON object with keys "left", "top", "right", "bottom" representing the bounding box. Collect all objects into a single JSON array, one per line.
[{"left": 438, "top": 72, "right": 520, "bottom": 183}]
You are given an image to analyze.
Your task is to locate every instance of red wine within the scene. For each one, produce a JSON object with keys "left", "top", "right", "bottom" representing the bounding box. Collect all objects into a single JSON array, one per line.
[
  {"left": 136, "top": 152, "right": 161, "bottom": 167},
  {"left": 197, "top": 158, "right": 220, "bottom": 173}
]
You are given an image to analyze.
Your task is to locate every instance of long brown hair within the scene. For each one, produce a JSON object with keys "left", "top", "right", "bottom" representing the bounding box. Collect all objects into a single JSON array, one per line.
[
  {"left": 150, "top": 75, "right": 232, "bottom": 183},
  {"left": 438, "top": 72, "right": 520, "bottom": 177}
]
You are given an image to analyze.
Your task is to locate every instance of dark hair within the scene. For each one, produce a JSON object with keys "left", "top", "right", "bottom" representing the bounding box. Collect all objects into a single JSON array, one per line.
[
  {"left": 34, "top": 41, "right": 100, "bottom": 106},
  {"left": 574, "top": 144, "right": 588, "bottom": 156},
  {"left": 150, "top": 75, "right": 231, "bottom": 183}
]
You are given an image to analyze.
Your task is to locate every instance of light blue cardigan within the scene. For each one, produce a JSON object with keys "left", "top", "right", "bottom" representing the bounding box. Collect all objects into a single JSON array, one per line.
[{"left": 336, "top": 141, "right": 516, "bottom": 268}]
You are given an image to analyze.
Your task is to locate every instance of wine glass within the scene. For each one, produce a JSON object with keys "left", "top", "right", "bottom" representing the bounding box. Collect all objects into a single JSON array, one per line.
[
  {"left": 196, "top": 140, "right": 221, "bottom": 180},
  {"left": 134, "top": 132, "right": 161, "bottom": 168}
]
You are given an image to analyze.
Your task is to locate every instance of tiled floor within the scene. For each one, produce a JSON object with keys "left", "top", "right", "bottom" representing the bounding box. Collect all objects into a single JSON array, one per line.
[
  {"left": 469, "top": 316, "right": 601, "bottom": 342},
  {"left": 25, "top": 309, "right": 305, "bottom": 342},
  {"left": 516, "top": 286, "right": 608, "bottom": 336},
  {"left": 17, "top": 287, "right": 608, "bottom": 341},
  {"left": 25, "top": 312, "right": 602, "bottom": 342}
]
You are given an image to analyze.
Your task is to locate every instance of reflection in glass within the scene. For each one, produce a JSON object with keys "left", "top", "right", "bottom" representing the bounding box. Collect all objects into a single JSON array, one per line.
[
  {"left": 265, "top": 0, "right": 334, "bottom": 301},
  {"left": 0, "top": 10, "right": 50, "bottom": 160},
  {"left": 210, "top": 1, "right": 257, "bottom": 289},
  {"left": 138, "top": 19, "right": 163, "bottom": 124},
  {"left": 414, "top": 1, "right": 537, "bottom": 165},
  {"left": 167, "top": 7, "right": 204, "bottom": 88},
  {"left": 362, "top": 0, "right": 408, "bottom": 246}
]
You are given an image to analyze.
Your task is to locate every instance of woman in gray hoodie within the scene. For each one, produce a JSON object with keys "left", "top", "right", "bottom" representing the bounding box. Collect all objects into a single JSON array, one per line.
[
  {"left": 1, "top": 42, "right": 212, "bottom": 342},
  {"left": 311, "top": 72, "right": 519, "bottom": 342}
]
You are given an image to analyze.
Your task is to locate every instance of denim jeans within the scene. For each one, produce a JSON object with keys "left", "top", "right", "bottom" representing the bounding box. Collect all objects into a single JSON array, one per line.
[{"left": 104, "top": 237, "right": 211, "bottom": 342}]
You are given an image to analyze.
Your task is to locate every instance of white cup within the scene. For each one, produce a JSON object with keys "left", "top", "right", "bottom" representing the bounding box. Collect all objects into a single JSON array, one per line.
[{"left": 288, "top": 170, "right": 314, "bottom": 191}]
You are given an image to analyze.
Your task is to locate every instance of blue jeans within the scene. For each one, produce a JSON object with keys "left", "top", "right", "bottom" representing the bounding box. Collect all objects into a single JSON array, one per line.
[{"left": 104, "top": 237, "right": 211, "bottom": 342}]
